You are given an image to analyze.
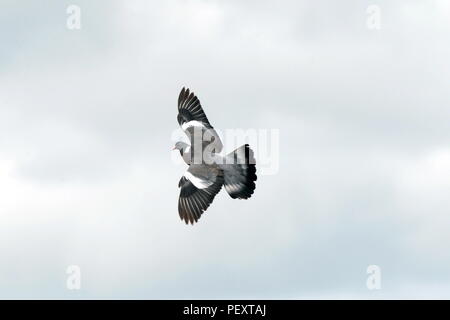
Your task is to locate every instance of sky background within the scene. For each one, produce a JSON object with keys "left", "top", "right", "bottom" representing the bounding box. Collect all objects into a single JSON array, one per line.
[{"left": 0, "top": 0, "right": 449, "bottom": 299}]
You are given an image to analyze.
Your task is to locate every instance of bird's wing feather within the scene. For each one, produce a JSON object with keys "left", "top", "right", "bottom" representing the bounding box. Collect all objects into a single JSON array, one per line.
[
  {"left": 178, "top": 169, "right": 224, "bottom": 225},
  {"left": 177, "top": 87, "right": 223, "bottom": 154},
  {"left": 177, "top": 87, "right": 211, "bottom": 127}
]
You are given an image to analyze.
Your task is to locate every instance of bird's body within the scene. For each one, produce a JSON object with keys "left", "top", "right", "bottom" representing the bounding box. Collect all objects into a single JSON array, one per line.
[{"left": 173, "top": 87, "right": 257, "bottom": 224}]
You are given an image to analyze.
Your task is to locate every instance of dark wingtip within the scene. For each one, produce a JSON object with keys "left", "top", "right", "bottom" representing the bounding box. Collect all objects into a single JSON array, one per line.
[{"left": 178, "top": 87, "right": 185, "bottom": 106}]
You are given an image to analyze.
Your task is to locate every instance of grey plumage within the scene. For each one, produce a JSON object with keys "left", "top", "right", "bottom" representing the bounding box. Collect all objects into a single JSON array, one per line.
[
  {"left": 174, "top": 87, "right": 257, "bottom": 225},
  {"left": 221, "top": 144, "right": 257, "bottom": 199}
]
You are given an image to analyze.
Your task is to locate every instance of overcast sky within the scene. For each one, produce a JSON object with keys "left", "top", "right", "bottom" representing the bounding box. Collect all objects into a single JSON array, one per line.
[{"left": 0, "top": 0, "right": 449, "bottom": 299}]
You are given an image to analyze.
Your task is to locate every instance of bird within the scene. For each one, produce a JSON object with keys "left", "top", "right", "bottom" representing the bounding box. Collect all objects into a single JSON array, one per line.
[{"left": 173, "top": 87, "right": 257, "bottom": 225}]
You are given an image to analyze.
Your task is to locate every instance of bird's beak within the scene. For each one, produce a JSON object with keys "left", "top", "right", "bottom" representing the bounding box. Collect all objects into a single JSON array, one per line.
[{"left": 172, "top": 146, "right": 176, "bottom": 150}]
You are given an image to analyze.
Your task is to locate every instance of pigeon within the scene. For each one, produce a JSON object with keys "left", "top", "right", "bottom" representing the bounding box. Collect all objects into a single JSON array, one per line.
[{"left": 173, "top": 87, "right": 257, "bottom": 225}]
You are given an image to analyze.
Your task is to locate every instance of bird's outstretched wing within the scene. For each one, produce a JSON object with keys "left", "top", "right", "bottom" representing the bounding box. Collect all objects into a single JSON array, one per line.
[
  {"left": 178, "top": 165, "right": 224, "bottom": 225},
  {"left": 177, "top": 87, "right": 223, "bottom": 155},
  {"left": 178, "top": 87, "right": 212, "bottom": 128}
]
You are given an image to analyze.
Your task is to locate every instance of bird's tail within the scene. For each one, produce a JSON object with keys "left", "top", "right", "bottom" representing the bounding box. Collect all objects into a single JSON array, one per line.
[{"left": 222, "top": 144, "right": 257, "bottom": 199}]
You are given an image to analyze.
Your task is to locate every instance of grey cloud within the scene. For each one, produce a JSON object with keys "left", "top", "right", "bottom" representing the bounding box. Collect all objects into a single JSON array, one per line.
[{"left": 0, "top": 0, "right": 449, "bottom": 299}]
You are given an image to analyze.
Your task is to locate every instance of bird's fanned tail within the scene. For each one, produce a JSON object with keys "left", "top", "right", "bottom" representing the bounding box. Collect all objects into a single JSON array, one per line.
[{"left": 222, "top": 144, "right": 257, "bottom": 199}]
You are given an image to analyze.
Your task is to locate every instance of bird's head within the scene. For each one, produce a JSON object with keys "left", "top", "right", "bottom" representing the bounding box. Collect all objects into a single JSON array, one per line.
[{"left": 172, "top": 141, "right": 189, "bottom": 153}]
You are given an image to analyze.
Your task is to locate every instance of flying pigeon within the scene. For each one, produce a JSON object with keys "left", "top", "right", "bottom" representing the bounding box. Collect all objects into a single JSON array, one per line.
[{"left": 173, "top": 87, "right": 257, "bottom": 225}]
